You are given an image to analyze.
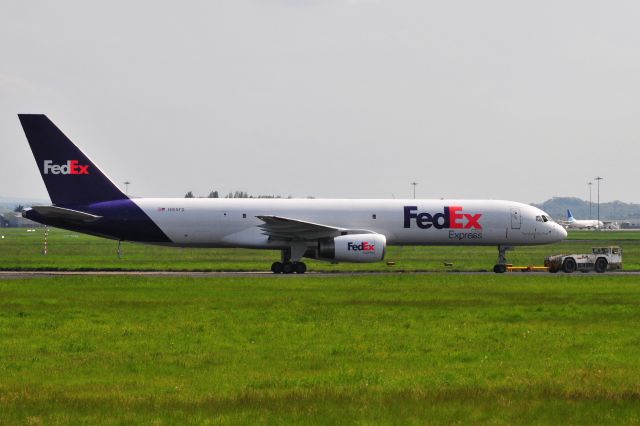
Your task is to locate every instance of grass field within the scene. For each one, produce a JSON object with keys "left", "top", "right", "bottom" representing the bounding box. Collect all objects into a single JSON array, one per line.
[
  {"left": 1, "top": 227, "right": 640, "bottom": 271},
  {"left": 2, "top": 228, "right": 640, "bottom": 423},
  {"left": 2, "top": 274, "right": 640, "bottom": 424}
]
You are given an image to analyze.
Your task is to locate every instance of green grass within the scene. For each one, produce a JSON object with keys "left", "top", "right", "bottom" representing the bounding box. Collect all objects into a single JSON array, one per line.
[
  {"left": 567, "top": 230, "right": 640, "bottom": 241},
  {"left": 2, "top": 274, "right": 640, "bottom": 424},
  {"left": 2, "top": 228, "right": 640, "bottom": 271}
]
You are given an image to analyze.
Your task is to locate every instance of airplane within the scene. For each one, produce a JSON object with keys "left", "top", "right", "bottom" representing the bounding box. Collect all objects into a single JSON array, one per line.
[
  {"left": 18, "top": 114, "right": 567, "bottom": 274},
  {"left": 562, "top": 209, "right": 604, "bottom": 229}
]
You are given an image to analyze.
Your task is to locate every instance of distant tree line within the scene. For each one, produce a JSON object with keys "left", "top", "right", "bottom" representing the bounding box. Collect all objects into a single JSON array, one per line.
[
  {"left": 184, "top": 190, "right": 312, "bottom": 199},
  {"left": 532, "top": 197, "right": 640, "bottom": 220}
]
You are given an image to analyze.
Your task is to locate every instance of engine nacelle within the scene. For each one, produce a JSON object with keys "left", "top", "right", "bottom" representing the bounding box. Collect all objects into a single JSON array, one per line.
[{"left": 317, "top": 233, "right": 386, "bottom": 263}]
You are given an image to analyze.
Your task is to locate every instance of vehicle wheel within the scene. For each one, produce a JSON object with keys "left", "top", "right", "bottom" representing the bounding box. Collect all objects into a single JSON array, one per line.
[
  {"left": 282, "top": 262, "right": 294, "bottom": 274},
  {"left": 562, "top": 258, "right": 577, "bottom": 273},
  {"left": 293, "top": 262, "right": 307, "bottom": 274},
  {"left": 595, "top": 257, "right": 608, "bottom": 273},
  {"left": 493, "top": 264, "right": 506, "bottom": 273},
  {"left": 271, "top": 261, "right": 283, "bottom": 274}
]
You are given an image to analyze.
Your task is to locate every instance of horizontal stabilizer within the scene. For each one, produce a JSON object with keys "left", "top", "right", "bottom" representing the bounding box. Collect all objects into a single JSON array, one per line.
[{"left": 26, "top": 206, "right": 102, "bottom": 223}]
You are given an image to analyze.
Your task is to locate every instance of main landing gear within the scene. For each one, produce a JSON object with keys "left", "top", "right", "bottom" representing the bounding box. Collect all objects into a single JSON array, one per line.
[
  {"left": 271, "top": 261, "right": 307, "bottom": 274},
  {"left": 271, "top": 247, "right": 307, "bottom": 274},
  {"left": 493, "top": 245, "right": 513, "bottom": 273}
]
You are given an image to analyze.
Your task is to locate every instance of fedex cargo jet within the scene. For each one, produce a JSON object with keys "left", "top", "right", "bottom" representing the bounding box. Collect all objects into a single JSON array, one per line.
[{"left": 18, "top": 115, "right": 567, "bottom": 273}]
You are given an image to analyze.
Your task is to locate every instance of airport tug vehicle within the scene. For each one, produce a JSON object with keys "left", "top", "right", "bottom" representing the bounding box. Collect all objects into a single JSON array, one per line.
[{"left": 544, "top": 246, "right": 622, "bottom": 273}]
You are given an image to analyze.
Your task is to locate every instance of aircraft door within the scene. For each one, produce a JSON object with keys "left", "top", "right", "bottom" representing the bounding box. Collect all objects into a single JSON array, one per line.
[{"left": 510, "top": 208, "right": 521, "bottom": 229}]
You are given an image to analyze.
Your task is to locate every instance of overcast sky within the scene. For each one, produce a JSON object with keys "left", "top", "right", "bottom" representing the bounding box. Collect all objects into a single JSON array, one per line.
[{"left": 2, "top": 0, "right": 639, "bottom": 203}]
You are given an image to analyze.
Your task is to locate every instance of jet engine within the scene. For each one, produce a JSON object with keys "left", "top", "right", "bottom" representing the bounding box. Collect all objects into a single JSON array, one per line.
[{"left": 317, "top": 233, "right": 386, "bottom": 262}]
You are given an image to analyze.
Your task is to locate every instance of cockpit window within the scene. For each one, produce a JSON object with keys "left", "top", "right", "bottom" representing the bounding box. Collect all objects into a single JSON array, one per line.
[
  {"left": 541, "top": 215, "right": 550, "bottom": 223},
  {"left": 536, "top": 215, "right": 543, "bottom": 222}
]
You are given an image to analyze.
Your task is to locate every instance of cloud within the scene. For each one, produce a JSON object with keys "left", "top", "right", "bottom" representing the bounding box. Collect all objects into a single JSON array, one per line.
[{"left": 0, "top": 74, "right": 37, "bottom": 93}]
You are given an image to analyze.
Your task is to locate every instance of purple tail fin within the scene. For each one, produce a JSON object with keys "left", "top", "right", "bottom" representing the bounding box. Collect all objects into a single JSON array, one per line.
[{"left": 18, "top": 114, "right": 127, "bottom": 206}]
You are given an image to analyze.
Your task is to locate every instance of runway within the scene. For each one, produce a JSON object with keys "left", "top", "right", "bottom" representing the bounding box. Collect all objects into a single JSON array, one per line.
[
  {"left": 0, "top": 270, "right": 482, "bottom": 279},
  {"left": 1, "top": 270, "right": 639, "bottom": 279}
]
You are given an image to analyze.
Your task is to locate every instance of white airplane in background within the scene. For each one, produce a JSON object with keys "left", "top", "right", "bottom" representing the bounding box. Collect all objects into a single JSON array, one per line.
[
  {"left": 563, "top": 209, "right": 604, "bottom": 229},
  {"left": 18, "top": 114, "right": 567, "bottom": 274}
]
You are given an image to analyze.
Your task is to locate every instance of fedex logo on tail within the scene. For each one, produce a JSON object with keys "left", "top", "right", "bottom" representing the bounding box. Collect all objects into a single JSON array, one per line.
[
  {"left": 404, "top": 206, "right": 482, "bottom": 229},
  {"left": 43, "top": 160, "right": 90, "bottom": 175}
]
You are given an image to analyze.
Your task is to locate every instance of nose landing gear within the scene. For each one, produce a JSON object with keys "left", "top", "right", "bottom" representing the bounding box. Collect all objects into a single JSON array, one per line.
[{"left": 493, "top": 245, "right": 513, "bottom": 273}]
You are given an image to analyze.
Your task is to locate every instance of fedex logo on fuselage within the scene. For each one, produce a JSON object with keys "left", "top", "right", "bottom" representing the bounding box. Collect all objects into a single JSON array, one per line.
[
  {"left": 347, "top": 241, "right": 376, "bottom": 251},
  {"left": 404, "top": 206, "right": 482, "bottom": 230},
  {"left": 43, "top": 160, "right": 90, "bottom": 175}
]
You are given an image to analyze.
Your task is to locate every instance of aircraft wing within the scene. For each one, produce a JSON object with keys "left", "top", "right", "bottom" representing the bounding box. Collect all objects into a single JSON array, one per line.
[
  {"left": 256, "top": 215, "right": 375, "bottom": 241},
  {"left": 27, "top": 205, "right": 102, "bottom": 223}
]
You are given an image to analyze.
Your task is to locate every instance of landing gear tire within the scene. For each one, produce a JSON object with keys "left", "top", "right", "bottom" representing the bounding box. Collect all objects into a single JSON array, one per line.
[
  {"left": 562, "top": 258, "right": 577, "bottom": 273},
  {"left": 493, "top": 264, "right": 507, "bottom": 273},
  {"left": 271, "top": 262, "right": 283, "bottom": 274},
  {"left": 595, "top": 258, "right": 608, "bottom": 273},
  {"left": 293, "top": 262, "right": 307, "bottom": 274},
  {"left": 282, "top": 262, "right": 294, "bottom": 274}
]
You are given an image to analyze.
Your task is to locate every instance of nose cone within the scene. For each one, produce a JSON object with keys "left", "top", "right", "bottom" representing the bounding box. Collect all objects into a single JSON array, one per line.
[{"left": 556, "top": 224, "right": 568, "bottom": 241}]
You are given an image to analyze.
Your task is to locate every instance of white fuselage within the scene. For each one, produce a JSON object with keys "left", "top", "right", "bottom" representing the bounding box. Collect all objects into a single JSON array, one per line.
[
  {"left": 132, "top": 198, "right": 567, "bottom": 248},
  {"left": 566, "top": 219, "right": 604, "bottom": 229}
]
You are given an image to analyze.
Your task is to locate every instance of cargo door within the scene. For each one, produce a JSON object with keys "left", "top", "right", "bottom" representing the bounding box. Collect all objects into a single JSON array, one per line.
[{"left": 510, "top": 208, "right": 521, "bottom": 229}]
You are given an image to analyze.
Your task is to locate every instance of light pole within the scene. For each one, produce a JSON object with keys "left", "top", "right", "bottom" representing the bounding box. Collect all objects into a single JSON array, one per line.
[
  {"left": 124, "top": 181, "right": 130, "bottom": 195},
  {"left": 411, "top": 182, "right": 418, "bottom": 199},
  {"left": 595, "top": 176, "right": 603, "bottom": 228},
  {"left": 588, "top": 182, "right": 593, "bottom": 219}
]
